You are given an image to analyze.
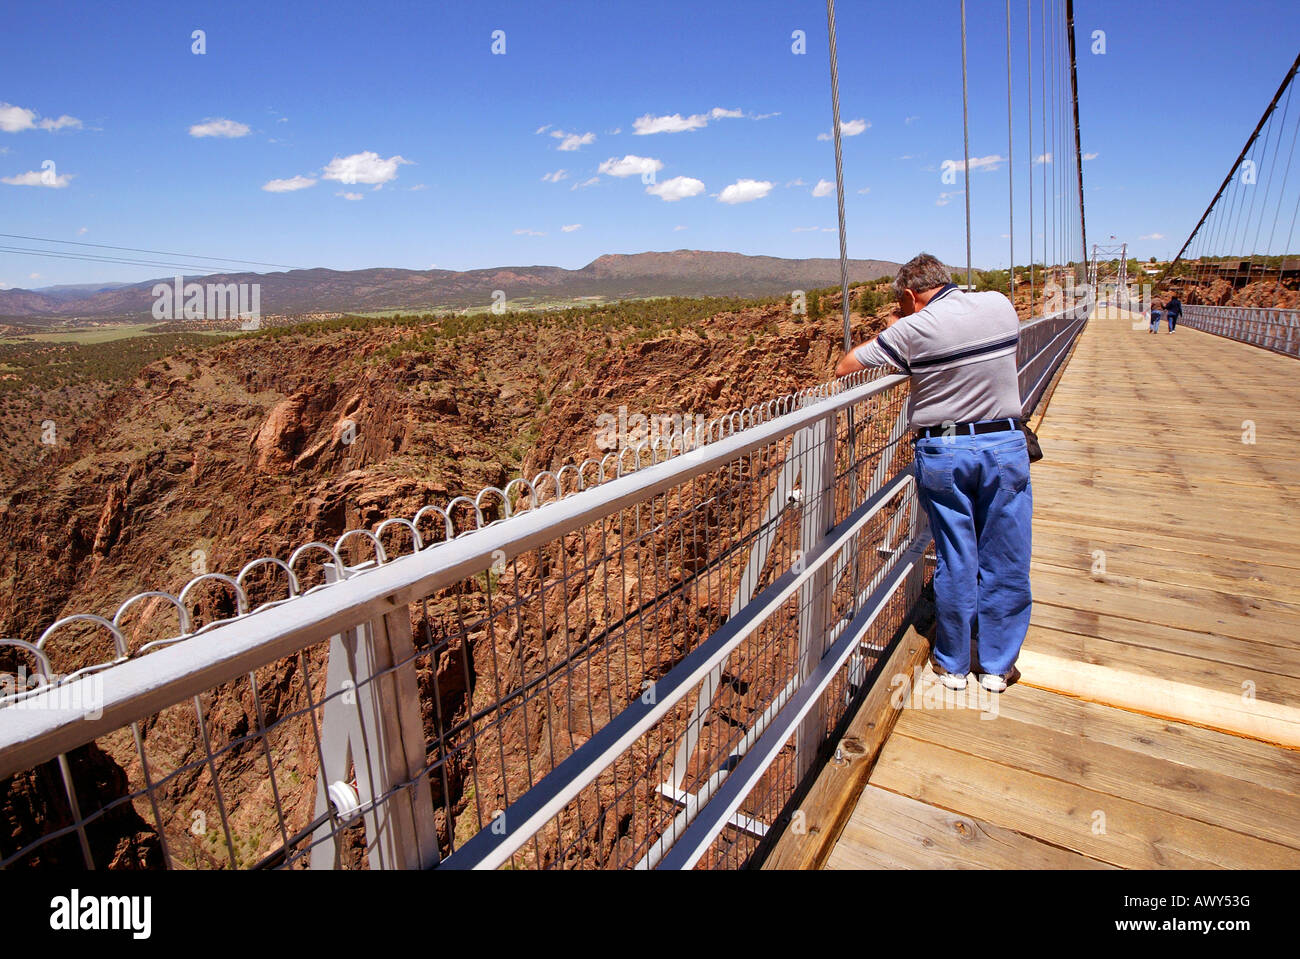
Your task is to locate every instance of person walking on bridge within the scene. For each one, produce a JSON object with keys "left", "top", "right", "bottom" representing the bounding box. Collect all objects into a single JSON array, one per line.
[
  {"left": 1165, "top": 295, "right": 1182, "bottom": 333},
  {"left": 1150, "top": 300, "right": 1165, "bottom": 334},
  {"left": 835, "top": 253, "right": 1031, "bottom": 693}
]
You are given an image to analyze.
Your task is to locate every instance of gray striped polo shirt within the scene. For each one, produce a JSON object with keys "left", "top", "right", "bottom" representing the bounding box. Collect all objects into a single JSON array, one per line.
[{"left": 852, "top": 284, "right": 1021, "bottom": 430}]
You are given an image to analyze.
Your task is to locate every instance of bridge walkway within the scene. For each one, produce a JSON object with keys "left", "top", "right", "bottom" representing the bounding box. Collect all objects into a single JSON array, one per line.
[{"left": 789, "top": 308, "right": 1300, "bottom": 869}]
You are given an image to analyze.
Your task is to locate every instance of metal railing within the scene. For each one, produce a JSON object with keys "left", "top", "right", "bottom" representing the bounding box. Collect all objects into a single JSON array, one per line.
[
  {"left": 1017, "top": 300, "right": 1092, "bottom": 417},
  {"left": 1180, "top": 304, "right": 1300, "bottom": 358},
  {"left": 0, "top": 297, "right": 1092, "bottom": 871}
]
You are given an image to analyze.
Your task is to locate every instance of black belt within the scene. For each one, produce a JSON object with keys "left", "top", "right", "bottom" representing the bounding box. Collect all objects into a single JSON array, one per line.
[{"left": 915, "top": 418, "right": 1019, "bottom": 439}]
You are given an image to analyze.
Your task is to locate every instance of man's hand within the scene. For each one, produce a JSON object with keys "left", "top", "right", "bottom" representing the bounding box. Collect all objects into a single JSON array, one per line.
[{"left": 835, "top": 348, "right": 865, "bottom": 378}]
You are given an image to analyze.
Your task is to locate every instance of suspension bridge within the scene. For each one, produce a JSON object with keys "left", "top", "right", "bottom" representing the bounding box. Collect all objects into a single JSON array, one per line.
[{"left": 2, "top": 4, "right": 1299, "bottom": 871}]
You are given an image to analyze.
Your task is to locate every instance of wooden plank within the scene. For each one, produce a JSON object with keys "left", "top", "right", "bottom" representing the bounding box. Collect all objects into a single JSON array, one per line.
[
  {"left": 991, "top": 683, "right": 1300, "bottom": 797},
  {"left": 1029, "top": 565, "right": 1300, "bottom": 645},
  {"left": 867, "top": 734, "right": 1300, "bottom": 868},
  {"left": 1016, "top": 648, "right": 1300, "bottom": 747},
  {"left": 826, "top": 786, "right": 1115, "bottom": 870},
  {"left": 1029, "top": 537, "right": 1300, "bottom": 604},
  {"left": 1033, "top": 516, "right": 1300, "bottom": 571},
  {"left": 1029, "top": 605, "right": 1300, "bottom": 680},
  {"left": 896, "top": 696, "right": 1300, "bottom": 849},
  {"left": 761, "top": 626, "right": 930, "bottom": 870}
]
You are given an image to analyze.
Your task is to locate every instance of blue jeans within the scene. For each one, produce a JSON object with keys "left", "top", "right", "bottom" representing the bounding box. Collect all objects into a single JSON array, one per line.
[
  {"left": 1167, "top": 313, "right": 1177, "bottom": 331},
  {"left": 913, "top": 428, "right": 1033, "bottom": 676}
]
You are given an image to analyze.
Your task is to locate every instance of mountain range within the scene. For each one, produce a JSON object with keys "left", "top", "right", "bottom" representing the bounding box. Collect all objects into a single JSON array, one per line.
[{"left": 0, "top": 250, "right": 902, "bottom": 324}]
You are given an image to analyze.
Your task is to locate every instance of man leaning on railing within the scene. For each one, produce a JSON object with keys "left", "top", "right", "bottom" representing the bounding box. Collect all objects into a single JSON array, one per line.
[{"left": 835, "top": 253, "right": 1031, "bottom": 694}]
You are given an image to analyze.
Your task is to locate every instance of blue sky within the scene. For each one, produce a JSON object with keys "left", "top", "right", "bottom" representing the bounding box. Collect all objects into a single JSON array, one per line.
[{"left": 2, "top": 0, "right": 1298, "bottom": 290}]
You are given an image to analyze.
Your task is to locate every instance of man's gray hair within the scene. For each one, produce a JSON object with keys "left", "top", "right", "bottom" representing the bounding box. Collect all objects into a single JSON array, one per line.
[{"left": 892, "top": 253, "right": 952, "bottom": 298}]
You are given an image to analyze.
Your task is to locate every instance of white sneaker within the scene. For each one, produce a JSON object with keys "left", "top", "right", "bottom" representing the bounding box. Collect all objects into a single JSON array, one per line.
[
  {"left": 928, "top": 656, "right": 968, "bottom": 690},
  {"left": 978, "top": 665, "right": 1022, "bottom": 693}
]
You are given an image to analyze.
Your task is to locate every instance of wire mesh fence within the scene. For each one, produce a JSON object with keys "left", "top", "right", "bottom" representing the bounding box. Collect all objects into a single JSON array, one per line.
[
  {"left": 1180, "top": 304, "right": 1300, "bottom": 358},
  {"left": 1, "top": 371, "right": 926, "bottom": 871}
]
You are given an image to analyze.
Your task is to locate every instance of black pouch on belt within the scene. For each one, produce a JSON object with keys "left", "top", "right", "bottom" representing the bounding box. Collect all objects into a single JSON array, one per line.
[{"left": 1018, "top": 420, "right": 1044, "bottom": 463}]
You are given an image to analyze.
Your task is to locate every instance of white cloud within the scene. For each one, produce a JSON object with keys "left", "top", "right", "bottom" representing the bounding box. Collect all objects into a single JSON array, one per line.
[
  {"left": 857, "top": 186, "right": 871, "bottom": 194},
  {"left": 634, "top": 107, "right": 745, "bottom": 135},
  {"left": 189, "top": 118, "right": 251, "bottom": 138},
  {"left": 337, "top": 191, "right": 364, "bottom": 201},
  {"left": 1140, "top": 232, "right": 1165, "bottom": 240},
  {"left": 541, "top": 169, "right": 568, "bottom": 183},
  {"left": 514, "top": 228, "right": 545, "bottom": 236},
  {"left": 812, "top": 178, "right": 834, "bottom": 197},
  {"left": 634, "top": 112, "right": 708, "bottom": 135},
  {"left": 673, "top": 225, "right": 687, "bottom": 231},
  {"left": 572, "top": 176, "right": 600, "bottom": 190},
  {"left": 77, "top": 226, "right": 88, "bottom": 234},
  {"left": 598, "top": 155, "right": 663, "bottom": 178},
  {"left": 322, "top": 151, "right": 410, "bottom": 185},
  {"left": 1083, "top": 152, "right": 1099, "bottom": 161},
  {"left": 409, "top": 183, "right": 428, "bottom": 191},
  {"left": 718, "top": 179, "right": 773, "bottom": 204},
  {"left": 28, "top": 273, "right": 40, "bottom": 280},
  {"left": 646, "top": 175, "right": 705, "bottom": 202},
  {"left": 551, "top": 130, "right": 595, "bottom": 151},
  {"left": 1034, "top": 152, "right": 1053, "bottom": 165},
  {"left": 0, "top": 102, "right": 82, "bottom": 133},
  {"left": 936, "top": 190, "right": 965, "bottom": 207},
  {"left": 945, "top": 155, "right": 1005, "bottom": 173},
  {"left": 905, "top": 116, "right": 919, "bottom": 125},
  {"left": 2, "top": 169, "right": 73, "bottom": 188},
  {"left": 561, "top": 223, "right": 582, "bottom": 232},
  {"left": 817, "top": 118, "right": 870, "bottom": 140},
  {"left": 792, "top": 226, "right": 821, "bottom": 232},
  {"left": 785, "top": 178, "right": 806, "bottom": 188},
  {"left": 262, "top": 175, "right": 316, "bottom": 192},
  {"left": 535, "top": 124, "right": 552, "bottom": 135},
  {"left": 0, "top": 104, "right": 38, "bottom": 132},
  {"left": 39, "top": 115, "right": 81, "bottom": 131},
  {"left": 751, "top": 111, "right": 781, "bottom": 120}
]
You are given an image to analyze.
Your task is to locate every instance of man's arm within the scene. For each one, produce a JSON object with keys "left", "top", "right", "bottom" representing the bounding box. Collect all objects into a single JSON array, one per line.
[{"left": 835, "top": 314, "right": 910, "bottom": 377}]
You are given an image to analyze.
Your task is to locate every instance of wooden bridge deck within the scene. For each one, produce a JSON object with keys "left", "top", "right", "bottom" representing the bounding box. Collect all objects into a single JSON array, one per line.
[{"left": 794, "top": 309, "right": 1300, "bottom": 869}]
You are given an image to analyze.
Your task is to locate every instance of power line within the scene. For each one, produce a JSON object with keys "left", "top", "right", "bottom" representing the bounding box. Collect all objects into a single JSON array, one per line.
[
  {"left": 0, "top": 245, "right": 252, "bottom": 276},
  {"left": 0, "top": 233, "right": 299, "bottom": 271}
]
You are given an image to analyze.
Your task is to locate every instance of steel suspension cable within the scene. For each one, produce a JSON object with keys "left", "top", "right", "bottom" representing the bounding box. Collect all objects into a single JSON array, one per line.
[
  {"left": 825, "top": 0, "right": 852, "bottom": 352},
  {"left": 1040, "top": 0, "right": 1047, "bottom": 282},
  {"left": 1157, "top": 50, "right": 1300, "bottom": 288},
  {"left": 1245, "top": 81, "right": 1295, "bottom": 283},
  {"left": 1263, "top": 82, "right": 1300, "bottom": 257},
  {"left": 960, "top": 0, "right": 973, "bottom": 289},
  {"left": 1027, "top": 0, "right": 1035, "bottom": 309},
  {"left": 1006, "top": 0, "right": 1016, "bottom": 301}
]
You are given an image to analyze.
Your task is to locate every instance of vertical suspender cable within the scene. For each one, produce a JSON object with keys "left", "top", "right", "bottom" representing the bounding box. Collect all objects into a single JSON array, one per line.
[
  {"left": 1155, "top": 50, "right": 1300, "bottom": 290},
  {"left": 1027, "top": 0, "right": 1035, "bottom": 311},
  {"left": 825, "top": 0, "right": 852, "bottom": 353},
  {"left": 1006, "top": 0, "right": 1016, "bottom": 303},
  {"left": 1040, "top": 0, "right": 1047, "bottom": 285},
  {"left": 960, "top": 0, "right": 973, "bottom": 289}
]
